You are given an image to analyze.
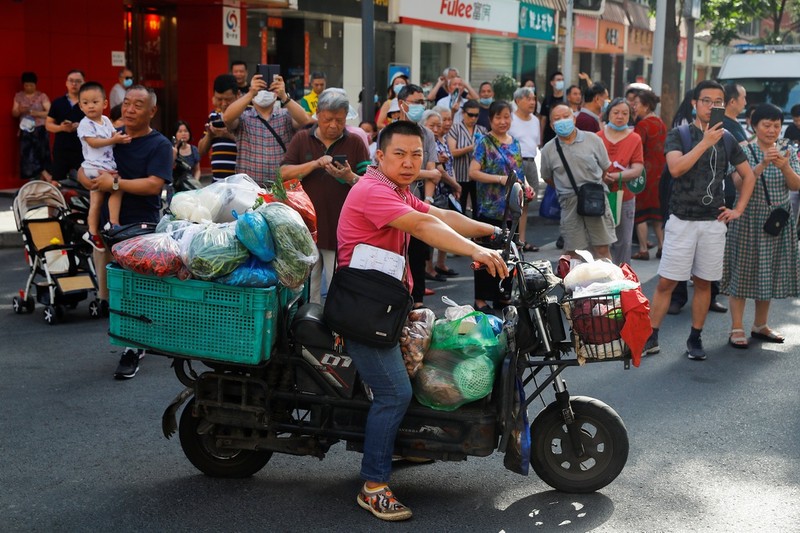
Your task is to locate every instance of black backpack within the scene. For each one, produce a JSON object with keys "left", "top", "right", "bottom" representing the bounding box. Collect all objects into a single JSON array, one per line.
[{"left": 659, "top": 124, "right": 739, "bottom": 220}]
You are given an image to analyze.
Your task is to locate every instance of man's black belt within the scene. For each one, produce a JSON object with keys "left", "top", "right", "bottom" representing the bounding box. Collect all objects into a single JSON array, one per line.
[{"left": 522, "top": 157, "right": 536, "bottom": 161}]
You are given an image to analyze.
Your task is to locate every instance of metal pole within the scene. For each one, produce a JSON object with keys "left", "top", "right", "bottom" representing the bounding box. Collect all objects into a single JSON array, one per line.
[
  {"left": 651, "top": 0, "right": 667, "bottom": 95},
  {"left": 684, "top": 17, "right": 696, "bottom": 95},
  {"left": 564, "top": 0, "right": 574, "bottom": 84},
  {"left": 361, "top": 1, "right": 375, "bottom": 122}
]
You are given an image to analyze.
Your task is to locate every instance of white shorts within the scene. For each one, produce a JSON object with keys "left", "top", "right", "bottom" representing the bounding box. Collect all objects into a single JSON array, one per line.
[{"left": 658, "top": 215, "right": 727, "bottom": 282}]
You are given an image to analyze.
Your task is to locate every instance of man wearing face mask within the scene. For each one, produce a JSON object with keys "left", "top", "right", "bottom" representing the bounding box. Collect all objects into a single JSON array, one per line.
[
  {"left": 223, "top": 72, "right": 312, "bottom": 187},
  {"left": 435, "top": 76, "right": 476, "bottom": 124},
  {"left": 109, "top": 68, "right": 133, "bottom": 109},
  {"left": 476, "top": 82, "right": 495, "bottom": 130},
  {"left": 540, "top": 71, "right": 566, "bottom": 145},
  {"left": 539, "top": 104, "right": 617, "bottom": 260},
  {"left": 575, "top": 82, "right": 608, "bottom": 133}
]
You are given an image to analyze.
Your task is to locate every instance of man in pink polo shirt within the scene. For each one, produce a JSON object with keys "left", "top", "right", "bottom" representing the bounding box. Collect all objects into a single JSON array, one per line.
[{"left": 337, "top": 120, "right": 507, "bottom": 522}]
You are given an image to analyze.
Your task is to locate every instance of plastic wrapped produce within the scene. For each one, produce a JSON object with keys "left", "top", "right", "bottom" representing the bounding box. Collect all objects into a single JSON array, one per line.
[
  {"left": 155, "top": 214, "right": 195, "bottom": 241},
  {"left": 272, "top": 177, "right": 318, "bottom": 242},
  {"left": 258, "top": 202, "right": 318, "bottom": 289},
  {"left": 431, "top": 311, "right": 506, "bottom": 363},
  {"left": 112, "top": 233, "right": 183, "bottom": 277},
  {"left": 169, "top": 190, "right": 213, "bottom": 223},
  {"left": 235, "top": 210, "right": 276, "bottom": 262},
  {"left": 563, "top": 260, "right": 625, "bottom": 292},
  {"left": 399, "top": 308, "right": 436, "bottom": 377},
  {"left": 185, "top": 222, "right": 249, "bottom": 280},
  {"left": 170, "top": 174, "right": 264, "bottom": 223},
  {"left": 215, "top": 256, "right": 279, "bottom": 288}
]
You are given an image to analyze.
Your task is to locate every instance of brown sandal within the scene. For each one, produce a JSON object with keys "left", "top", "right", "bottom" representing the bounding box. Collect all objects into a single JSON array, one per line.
[{"left": 631, "top": 251, "right": 650, "bottom": 260}]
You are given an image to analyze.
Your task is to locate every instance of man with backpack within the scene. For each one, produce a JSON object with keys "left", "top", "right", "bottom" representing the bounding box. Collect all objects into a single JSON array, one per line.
[{"left": 645, "top": 80, "right": 756, "bottom": 361}]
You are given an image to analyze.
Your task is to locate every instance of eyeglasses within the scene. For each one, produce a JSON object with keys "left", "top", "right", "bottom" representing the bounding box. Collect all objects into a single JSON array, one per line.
[
  {"left": 406, "top": 99, "right": 425, "bottom": 105},
  {"left": 124, "top": 76, "right": 134, "bottom": 80},
  {"left": 67, "top": 79, "right": 84, "bottom": 84},
  {"left": 465, "top": 112, "right": 479, "bottom": 118},
  {"left": 697, "top": 98, "right": 725, "bottom": 107}
]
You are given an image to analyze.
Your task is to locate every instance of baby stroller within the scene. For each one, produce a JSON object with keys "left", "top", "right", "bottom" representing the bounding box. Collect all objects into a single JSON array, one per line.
[{"left": 11, "top": 181, "right": 100, "bottom": 325}]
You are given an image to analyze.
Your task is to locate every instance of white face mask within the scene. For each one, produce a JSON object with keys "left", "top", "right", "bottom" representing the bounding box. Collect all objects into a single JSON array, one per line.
[{"left": 253, "top": 90, "right": 276, "bottom": 108}]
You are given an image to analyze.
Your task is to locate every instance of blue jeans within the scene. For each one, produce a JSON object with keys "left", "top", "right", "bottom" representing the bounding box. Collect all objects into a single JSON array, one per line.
[{"left": 344, "top": 338, "right": 412, "bottom": 483}]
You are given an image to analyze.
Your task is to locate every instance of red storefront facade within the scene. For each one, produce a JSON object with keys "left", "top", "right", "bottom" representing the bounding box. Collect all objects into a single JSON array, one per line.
[{"left": 0, "top": 0, "right": 287, "bottom": 189}]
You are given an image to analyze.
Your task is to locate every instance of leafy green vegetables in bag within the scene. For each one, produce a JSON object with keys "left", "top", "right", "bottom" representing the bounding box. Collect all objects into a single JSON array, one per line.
[
  {"left": 258, "top": 202, "right": 318, "bottom": 289},
  {"left": 186, "top": 222, "right": 249, "bottom": 280}
]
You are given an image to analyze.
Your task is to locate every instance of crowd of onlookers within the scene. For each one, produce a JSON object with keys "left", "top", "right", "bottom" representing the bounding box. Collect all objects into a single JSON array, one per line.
[{"left": 11, "top": 64, "right": 800, "bottom": 368}]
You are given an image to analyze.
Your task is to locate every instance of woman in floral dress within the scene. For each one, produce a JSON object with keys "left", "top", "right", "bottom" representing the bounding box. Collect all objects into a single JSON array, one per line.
[{"left": 722, "top": 103, "right": 800, "bottom": 348}]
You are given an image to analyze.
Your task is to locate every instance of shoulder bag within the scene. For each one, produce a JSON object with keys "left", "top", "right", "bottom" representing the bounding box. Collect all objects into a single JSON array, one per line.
[
  {"left": 323, "top": 241, "right": 413, "bottom": 348},
  {"left": 748, "top": 145, "right": 790, "bottom": 236},
  {"left": 555, "top": 138, "right": 606, "bottom": 217}
]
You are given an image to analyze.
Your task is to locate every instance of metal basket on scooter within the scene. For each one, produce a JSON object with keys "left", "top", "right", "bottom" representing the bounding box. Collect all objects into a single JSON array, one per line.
[{"left": 561, "top": 292, "right": 629, "bottom": 363}]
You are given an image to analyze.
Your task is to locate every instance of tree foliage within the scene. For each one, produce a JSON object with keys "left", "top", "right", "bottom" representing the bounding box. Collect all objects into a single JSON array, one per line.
[{"left": 701, "top": 0, "right": 800, "bottom": 45}]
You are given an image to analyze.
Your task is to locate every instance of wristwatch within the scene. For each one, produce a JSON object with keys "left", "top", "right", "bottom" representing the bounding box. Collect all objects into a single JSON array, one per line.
[
  {"left": 112, "top": 175, "right": 119, "bottom": 191},
  {"left": 424, "top": 196, "right": 435, "bottom": 203},
  {"left": 281, "top": 95, "right": 292, "bottom": 105}
]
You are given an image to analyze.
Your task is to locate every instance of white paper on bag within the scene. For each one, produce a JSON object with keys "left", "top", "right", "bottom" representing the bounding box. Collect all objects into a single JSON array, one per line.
[{"left": 349, "top": 243, "right": 405, "bottom": 280}]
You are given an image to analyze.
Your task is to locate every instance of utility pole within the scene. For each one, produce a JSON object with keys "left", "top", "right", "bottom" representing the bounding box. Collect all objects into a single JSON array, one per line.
[
  {"left": 650, "top": 0, "right": 667, "bottom": 97},
  {"left": 362, "top": 0, "right": 375, "bottom": 122},
  {"left": 683, "top": 0, "right": 701, "bottom": 94},
  {"left": 564, "top": 1, "right": 574, "bottom": 84}
]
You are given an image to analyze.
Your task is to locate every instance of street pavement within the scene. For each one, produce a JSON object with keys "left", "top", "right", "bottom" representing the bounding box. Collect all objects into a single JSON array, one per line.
[{"left": 1, "top": 200, "right": 798, "bottom": 531}]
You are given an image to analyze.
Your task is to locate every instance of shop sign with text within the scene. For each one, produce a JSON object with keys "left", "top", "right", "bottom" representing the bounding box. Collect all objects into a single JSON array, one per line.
[
  {"left": 597, "top": 20, "right": 625, "bottom": 54},
  {"left": 627, "top": 27, "right": 653, "bottom": 57},
  {"left": 391, "top": 0, "right": 519, "bottom": 37},
  {"left": 518, "top": 3, "right": 556, "bottom": 42},
  {"left": 574, "top": 15, "right": 598, "bottom": 49}
]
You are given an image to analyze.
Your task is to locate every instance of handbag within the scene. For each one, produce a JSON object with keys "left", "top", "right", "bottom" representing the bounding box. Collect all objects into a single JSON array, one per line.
[
  {"left": 607, "top": 175, "right": 623, "bottom": 227},
  {"left": 748, "top": 145, "right": 791, "bottom": 236},
  {"left": 323, "top": 266, "right": 413, "bottom": 348},
  {"left": 555, "top": 138, "right": 606, "bottom": 217},
  {"left": 538, "top": 184, "right": 561, "bottom": 220},
  {"left": 101, "top": 221, "right": 157, "bottom": 248}
]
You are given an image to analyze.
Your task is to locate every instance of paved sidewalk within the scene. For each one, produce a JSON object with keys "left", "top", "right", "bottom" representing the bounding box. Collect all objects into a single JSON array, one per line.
[{"left": 0, "top": 191, "right": 21, "bottom": 248}]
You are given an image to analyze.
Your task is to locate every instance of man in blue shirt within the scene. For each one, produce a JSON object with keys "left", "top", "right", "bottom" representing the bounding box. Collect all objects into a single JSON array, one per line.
[{"left": 78, "top": 85, "right": 173, "bottom": 379}]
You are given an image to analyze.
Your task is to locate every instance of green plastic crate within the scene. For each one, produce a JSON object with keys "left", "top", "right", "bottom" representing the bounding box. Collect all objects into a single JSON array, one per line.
[{"left": 107, "top": 265, "right": 290, "bottom": 365}]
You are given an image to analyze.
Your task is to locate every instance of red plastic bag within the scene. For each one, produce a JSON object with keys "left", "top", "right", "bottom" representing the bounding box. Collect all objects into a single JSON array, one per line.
[
  {"left": 273, "top": 178, "right": 318, "bottom": 243},
  {"left": 112, "top": 233, "right": 183, "bottom": 277}
]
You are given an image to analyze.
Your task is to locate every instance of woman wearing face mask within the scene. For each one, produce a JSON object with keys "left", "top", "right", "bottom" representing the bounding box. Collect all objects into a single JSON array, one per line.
[
  {"left": 376, "top": 72, "right": 408, "bottom": 130},
  {"left": 468, "top": 100, "right": 531, "bottom": 312},
  {"left": 597, "top": 97, "right": 644, "bottom": 266}
]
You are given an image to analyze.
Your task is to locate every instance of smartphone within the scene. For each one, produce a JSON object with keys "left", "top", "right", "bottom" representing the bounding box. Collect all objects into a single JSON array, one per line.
[
  {"left": 211, "top": 120, "right": 225, "bottom": 129},
  {"left": 776, "top": 138, "right": 790, "bottom": 157},
  {"left": 257, "top": 64, "right": 281, "bottom": 83},
  {"left": 709, "top": 106, "right": 725, "bottom": 128},
  {"left": 333, "top": 154, "right": 348, "bottom": 166}
]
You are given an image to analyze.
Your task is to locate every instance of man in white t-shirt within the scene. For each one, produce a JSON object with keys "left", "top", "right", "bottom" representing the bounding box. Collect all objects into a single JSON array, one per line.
[
  {"left": 508, "top": 86, "right": 541, "bottom": 252},
  {"left": 435, "top": 76, "right": 472, "bottom": 124}
]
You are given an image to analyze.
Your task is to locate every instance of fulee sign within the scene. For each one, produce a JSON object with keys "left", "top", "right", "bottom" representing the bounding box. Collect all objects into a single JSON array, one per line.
[{"left": 391, "top": 0, "right": 519, "bottom": 36}]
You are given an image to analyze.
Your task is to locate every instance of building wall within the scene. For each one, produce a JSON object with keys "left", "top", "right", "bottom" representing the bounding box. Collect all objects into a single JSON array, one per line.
[{"left": 1, "top": 0, "right": 124, "bottom": 188}]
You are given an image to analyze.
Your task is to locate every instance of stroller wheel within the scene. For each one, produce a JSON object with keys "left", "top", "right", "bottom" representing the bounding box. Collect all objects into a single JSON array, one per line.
[
  {"left": 25, "top": 296, "right": 35, "bottom": 313},
  {"left": 43, "top": 305, "right": 59, "bottom": 325},
  {"left": 12, "top": 297, "right": 24, "bottom": 314},
  {"left": 88, "top": 299, "right": 108, "bottom": 319}
]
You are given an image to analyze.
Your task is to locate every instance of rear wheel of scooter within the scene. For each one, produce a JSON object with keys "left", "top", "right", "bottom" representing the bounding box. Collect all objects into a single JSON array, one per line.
[
  {"left": 530, "top": 396, "right": 628, "bottom": 493},
  {"left": 179, "top": 399, "right": 272, "bottom": 478}
]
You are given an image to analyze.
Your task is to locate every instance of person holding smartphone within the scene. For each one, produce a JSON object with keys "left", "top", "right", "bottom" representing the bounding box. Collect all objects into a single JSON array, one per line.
[
  {"left": 644, "top": 80, "right": 756, "bottom": 362},
  {"left": 279, "top": 88, "right": 371, "bottom": 303}
]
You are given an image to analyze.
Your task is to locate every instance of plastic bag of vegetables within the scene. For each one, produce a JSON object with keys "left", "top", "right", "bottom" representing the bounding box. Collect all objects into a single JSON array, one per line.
[
  {"left": 185, "top": 222, "right": 249, "bottom": 280},
  {"left": 198, "top": 174, "right": 264, "bottom": 223},
  {"left": 272, "top": 177, "right": 318, "bottom": 243},
  {"left": 258, "top": 202, "right": 318, "bottom": 289},
  {"left": 112, "top": 233, "right": 184, "bottom": 277},
  {"left": 169, "top": 190, "right": 213, "bottom": 223},
  {"left": 235, "top": 210, "right": 276, "bottom": 262},
  {"left": 216, "top": 256, "right": 279, "bottom": 288},
  {"left": 155, "top": 214, "right": 195, "bottom": 241}
]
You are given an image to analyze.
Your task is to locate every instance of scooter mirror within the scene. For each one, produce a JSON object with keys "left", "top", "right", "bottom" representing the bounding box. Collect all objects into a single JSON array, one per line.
[{"left": 508, "top": 182, "right": 523, "bottom": 220}]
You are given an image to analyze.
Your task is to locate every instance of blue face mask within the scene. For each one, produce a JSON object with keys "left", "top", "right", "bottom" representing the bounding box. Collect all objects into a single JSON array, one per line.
[
  {"left": 373, "top": 94, "right": 379, "bottom": 103},
  {"left": 123, "top": 78, "right": 133, "bottom": 88},
  {"left": 553, "top": 117, "right": 575, "bottom": 137},
  {"left": 479, "top": 97, "right": 493, "bottom": 106},
  {"left": 405, "top": 103, "right": 425, "bottom": 122},
  {"left": 608, "top": 122, "right": 629, "bottom": 131},
  {"left": 601, "top": 100, "right": 610, "bottom": 113},
  {"left": 393, "top": 83, "right": 405, "bottom": 95}
]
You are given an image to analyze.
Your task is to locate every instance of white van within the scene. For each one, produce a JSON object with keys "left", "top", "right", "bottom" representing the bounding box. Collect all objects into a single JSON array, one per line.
[{"left": 718, "top": 44, "right": 800, "bottom": 129}]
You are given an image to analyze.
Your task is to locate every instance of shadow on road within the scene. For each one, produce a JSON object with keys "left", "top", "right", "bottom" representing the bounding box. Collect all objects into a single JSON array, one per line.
[{"left": 493, "top": 490, "right": 615, "bottom": 532}]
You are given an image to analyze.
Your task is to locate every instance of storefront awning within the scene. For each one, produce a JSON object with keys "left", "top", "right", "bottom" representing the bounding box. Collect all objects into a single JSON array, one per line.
[
  {"left": 601, "top": 1, "right": 628, "bottom": 26},
  {"left": 625, "top": 0, "right": 651, "bottom": 30},
  {"left": 519, "top": 0, "right": 567, "bottom": 12}
]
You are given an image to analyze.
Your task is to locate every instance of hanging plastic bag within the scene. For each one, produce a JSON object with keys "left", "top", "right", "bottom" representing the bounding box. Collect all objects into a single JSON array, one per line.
[
  {"left": 112, "top": 232, "right": 184, "bottom": 277},
  {"left": 235, "top": 210, "right": 276, "bottom": 262},
  {"left": 259, "top": 202, "right": 318, "bottom": 289},
  {"left": 430, "top": 311, "right": 505, "bottom": 362},
  {"left": 538, "top": 184, "right": 561, "bottom": 220},
  {"left": 215, "top": 256, "right": 279, "bottom": 288},
  {"left": 399, "top": 308, "right": 436, "bottom": 378}
]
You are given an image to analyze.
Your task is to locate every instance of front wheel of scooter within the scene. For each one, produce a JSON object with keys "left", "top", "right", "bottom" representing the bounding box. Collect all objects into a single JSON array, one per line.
[
  {"left": 530, "top": 396, "right": 628, "bottom": 493},
  {"left": 179, "top": 399, "right": 273, "bottom": 478}
]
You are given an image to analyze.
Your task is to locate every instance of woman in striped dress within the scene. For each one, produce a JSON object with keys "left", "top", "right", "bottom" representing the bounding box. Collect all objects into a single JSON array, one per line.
[
  {"left": 722, "top": 103, "right": 800, "bottom": 348},
  {"left": 448, "top": 99, "right": 486, "bottom": 217}
]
